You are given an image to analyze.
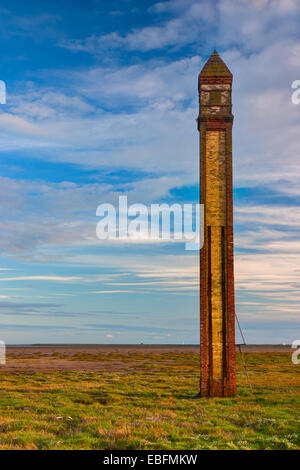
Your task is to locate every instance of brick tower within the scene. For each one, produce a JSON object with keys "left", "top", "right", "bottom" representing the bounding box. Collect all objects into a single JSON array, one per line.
[{"left": 198, "top": 51, "right": 236, "bottom": 397}]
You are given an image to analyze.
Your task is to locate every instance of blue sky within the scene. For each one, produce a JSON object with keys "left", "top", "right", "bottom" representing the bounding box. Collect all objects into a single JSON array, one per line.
[{"left": 0, "top": 0, "right": 300, "bottom": 344}]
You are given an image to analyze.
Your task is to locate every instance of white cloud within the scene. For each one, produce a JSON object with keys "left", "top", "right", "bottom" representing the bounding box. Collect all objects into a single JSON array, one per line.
[
  {"left": 0, "top": 275, "right": 81, "bottom": 282},
  {"left": 92, "top": 290, "right": 141, "bottom": 294},
  {"left": 60, "top": 0, "right": 300, "bottom": 54},
  {"left": 60, "top": 1, "right": 215, "bottom": 53}
]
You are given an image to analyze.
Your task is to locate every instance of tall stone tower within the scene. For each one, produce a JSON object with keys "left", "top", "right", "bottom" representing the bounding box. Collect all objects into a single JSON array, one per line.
[{"left": 198, "top": 51, "right": 236, "bottom": 397}]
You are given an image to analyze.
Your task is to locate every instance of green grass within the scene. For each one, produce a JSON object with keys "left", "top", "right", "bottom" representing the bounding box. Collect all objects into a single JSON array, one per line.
[{"left": 0, "top": 351, "right": 298, "bottom": 450}]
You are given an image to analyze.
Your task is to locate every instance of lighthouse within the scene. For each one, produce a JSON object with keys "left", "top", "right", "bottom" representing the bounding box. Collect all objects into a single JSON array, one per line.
[{"left": 198, "top": 51, "right": 236, "bottom": 397}]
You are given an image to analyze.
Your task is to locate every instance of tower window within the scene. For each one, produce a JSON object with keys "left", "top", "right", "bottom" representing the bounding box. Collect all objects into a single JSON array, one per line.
[{"left": 209, "top": 91, "right": 221, "bottom": 105}]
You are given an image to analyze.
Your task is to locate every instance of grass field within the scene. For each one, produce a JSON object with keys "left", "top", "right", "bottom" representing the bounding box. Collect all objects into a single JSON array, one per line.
[{"left": 0, "top": 348, "right": 298, "bottom": 450}]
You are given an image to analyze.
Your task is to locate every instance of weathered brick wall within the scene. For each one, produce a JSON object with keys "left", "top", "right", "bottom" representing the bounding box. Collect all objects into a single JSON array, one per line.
[{"left": 206, "top": 131, "right": 226, "bottom": 381}]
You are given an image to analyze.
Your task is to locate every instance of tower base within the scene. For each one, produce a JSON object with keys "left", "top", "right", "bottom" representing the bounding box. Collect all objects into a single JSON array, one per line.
[{"left": 200, "top": 379, "right": 236, "bottom": 397}]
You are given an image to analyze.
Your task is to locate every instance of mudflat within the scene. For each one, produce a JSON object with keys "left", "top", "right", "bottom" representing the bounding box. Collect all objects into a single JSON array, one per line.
[{"left": 2, "top": 344, "right": 292, "bottom": 373}]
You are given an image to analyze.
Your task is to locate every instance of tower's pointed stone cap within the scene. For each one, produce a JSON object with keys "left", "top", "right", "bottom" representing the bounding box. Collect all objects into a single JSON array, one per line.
[{"left": 199, "top": 50, "right": 232, "bottom": 77}]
